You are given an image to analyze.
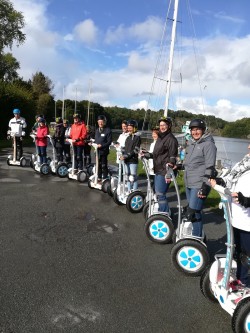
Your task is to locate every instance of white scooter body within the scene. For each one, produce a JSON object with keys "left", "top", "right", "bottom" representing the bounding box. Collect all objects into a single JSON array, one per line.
[
  {"left": 47, "top": 135, "right": 68, "bottom": 178},
  {"left": 67, "top": 139, "right": 87, "bottom": 183},
  {"left": 200, "top": 187, "right": 250, "bottom": 333},
  {"left": 88, "top": 142, "right": 110, "bottom": 191},
  {"left": 7, "top": 131, "right": 27, "bottom": 167}
]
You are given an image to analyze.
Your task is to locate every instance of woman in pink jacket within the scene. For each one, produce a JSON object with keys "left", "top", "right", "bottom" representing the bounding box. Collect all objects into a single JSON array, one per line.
[{"left": 35, "top": 118, "right": 49, "bottom": 164}]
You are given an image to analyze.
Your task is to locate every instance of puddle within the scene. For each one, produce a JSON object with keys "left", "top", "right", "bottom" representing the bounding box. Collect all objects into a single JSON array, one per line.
[
  {"left": 0, "top": 178, "right": 20, "bottom": 182},
  {"left": 87, "top": 221, "right": 118, "bottom": 233}
]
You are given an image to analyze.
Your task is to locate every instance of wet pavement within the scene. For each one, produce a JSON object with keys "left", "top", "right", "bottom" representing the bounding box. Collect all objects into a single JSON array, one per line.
[{"left": 0, "top": 146, "right": 232, "bottom": 333}]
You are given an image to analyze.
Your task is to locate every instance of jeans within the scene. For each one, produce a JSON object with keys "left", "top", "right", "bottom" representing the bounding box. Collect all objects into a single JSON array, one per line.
[
  {"left": 234, "top": 227, "right": 250, "bottom": 285},
  {"left": 73, "top": 145, "right": 83, "bottom": 170},
  {"left": 37, "top": 146, "right": 47, "bottom": 164},
  {"left": 125, "top": 163, "right": 138, "bottom": 191},
  {"left": 185, "top": 187, "right": 207, "bottom": 237},
  {"left": 154, "top": 174, "right": 170, "bottom": 213}
]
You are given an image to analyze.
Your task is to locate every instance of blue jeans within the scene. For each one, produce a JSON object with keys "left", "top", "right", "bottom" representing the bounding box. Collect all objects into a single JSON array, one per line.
[
  {"left": 37, "top": 146, "right": 47, "bottom": 164},
  {"left": 125, "top": 163, "right": 138, "bottom": 191},
  {"left": 234, "top": 227, "right": 250, "bottom": 286},
  {"left": 73, "top": 145, "right": 83, "bottom": 170},
  {"left": 154, "top": 174, "right": 170, "bottom": 213},
  {"left": 185, "top": 187, "right": 207, "bottom": 237}
]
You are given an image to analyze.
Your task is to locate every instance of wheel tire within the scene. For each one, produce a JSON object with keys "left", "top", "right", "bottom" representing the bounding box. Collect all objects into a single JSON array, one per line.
[
  {"left": 20, "top": 157, "right": 27, "bottom": 167},
  {"left": 172, "top": 230, "right": 177, "bottom": 244},
  {"left": 87, "top": 164, "right": 94, "bottom": 176},
  {"left": 126, "top": 191, "right": 145, "bottom": 213},
  {"left": 143, "top": 201, "right": 149, "bottom": 219},
  {"left": 232, "top": 298, "right": 250, "bottom": 333},
  {"left": 77, "top": 171, "right": 87, "bottom": 183},
  {"left": 171, "top": 239, "right": 209, "bottom": 277},
  {"left": 102, "top": 179, "right": 110, "bottom": 193},
  {"left": 107, "top": 184, "right": 113, "bottom": 197},
  {"left": 30, "top": 159, "right": 34, "bottom": 168},
  {"left": 40, "top": 163, "right": 50, "bottom": 175},
  {"left": 7, "top": 158, "right": 11, "bottom": 166},
  {"left": 113, "top": 188, "right": 123, "bottom": 205},
  {"left": 144, "top": 214, "right": 174, "bottom": 244},
  {"left": 200, "top": 265, "right": 218, "bottom": 303},
  {"left": 56, "top": 163, "right": 68, "bottom": 178}
]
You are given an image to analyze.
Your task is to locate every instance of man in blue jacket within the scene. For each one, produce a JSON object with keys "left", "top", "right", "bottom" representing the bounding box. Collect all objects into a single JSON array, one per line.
[{"left": 95, "top": 115, "right": 112, "bottom": 181}]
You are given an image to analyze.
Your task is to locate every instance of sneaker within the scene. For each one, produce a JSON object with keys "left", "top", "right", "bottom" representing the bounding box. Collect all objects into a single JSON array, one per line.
[{"left": 229, "top": 279, "right": 246, "bottom": 291}]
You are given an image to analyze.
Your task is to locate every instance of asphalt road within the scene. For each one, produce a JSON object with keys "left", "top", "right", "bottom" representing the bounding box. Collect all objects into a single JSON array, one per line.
[{"left": 0, "top": 146, "right": 232, "bottom": 333}]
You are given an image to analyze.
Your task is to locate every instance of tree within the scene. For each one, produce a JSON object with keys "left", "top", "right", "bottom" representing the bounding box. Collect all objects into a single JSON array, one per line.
[
  {"left": 31, "top": 71, "right": 54, "bottom": 97},
  {"left": 0, "top": 52, "right": 20, "bottom": 81},
  {"left": 0, "top": 0, "right": 25, "bottom": 51}
]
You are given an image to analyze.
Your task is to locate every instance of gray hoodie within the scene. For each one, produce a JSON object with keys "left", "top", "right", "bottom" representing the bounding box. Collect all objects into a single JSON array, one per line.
[{"left": 184, "top": 132, "right": 217, "bottom": 188}]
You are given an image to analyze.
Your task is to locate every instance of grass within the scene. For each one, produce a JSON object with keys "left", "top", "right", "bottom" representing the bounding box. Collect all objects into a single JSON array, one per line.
[{"left": 108, "top": 149, "right": 221, "bottom": 209}]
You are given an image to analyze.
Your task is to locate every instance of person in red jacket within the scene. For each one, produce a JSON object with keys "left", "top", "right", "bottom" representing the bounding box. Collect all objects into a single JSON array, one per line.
[
  {"left": 35, "top": 118, "right": 49, "bottom": 164},
  {"left": 69, "top": 114, "right": 87, "bottom": 171}
]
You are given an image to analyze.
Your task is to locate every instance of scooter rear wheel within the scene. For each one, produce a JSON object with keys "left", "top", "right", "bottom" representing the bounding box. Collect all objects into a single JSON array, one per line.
[
  {"left": 113, "top": 189, "right": 124, "bottom": 205},
  {"left": 200, "top": 265, "right": 218, "bottom": 303},
  {"left": 232, "top": 298, "right": 250, "bottom": 333},
  {"left": 20, "top": 157, "right": 27, "bottom": 167},
  {"left": 56, "top": 163, "right": 68, "bottom": 178},
  {"left": 143, "top": 201, "right": 149, "bottom": 219},
  {"left": 7, "top": 158, "right": 11, "bottom": 166},
  {"left": 144, "top": 214, "right": 174, "bottom": 244},
  {"left": 171, "top": 239, "right": 209, "bottom": 276},
  {"left": 126, "top": 191, "right": 145, "bottom": 213}
]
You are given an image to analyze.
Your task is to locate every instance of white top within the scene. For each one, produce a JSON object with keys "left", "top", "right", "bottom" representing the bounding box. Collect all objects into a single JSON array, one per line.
[
  {"left": 117, "top": 132, "right": 129, "bottom": 148},
  {"left": 8, "top": 116, "right": 27, "bottom": 137},
  {"left": 230, "top": 169, "right": 250, "bottom": 231},
  {"left": 148, "top": 140, "right": 156, "bottom": 175}
]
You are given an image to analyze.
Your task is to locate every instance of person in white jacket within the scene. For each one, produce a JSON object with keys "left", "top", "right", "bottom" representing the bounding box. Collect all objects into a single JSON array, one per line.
[
  {"left": 7, "top": 108, "right": 27, "bottom": 160},
  {"left": 210, "top": 143, "right": 250, "bottom": 288},
  {"left": 148, "top": 127, "right": 159, "bottom": 176},
  {"left": 116, "top": 120, "right": 129, "bottom": 163}
]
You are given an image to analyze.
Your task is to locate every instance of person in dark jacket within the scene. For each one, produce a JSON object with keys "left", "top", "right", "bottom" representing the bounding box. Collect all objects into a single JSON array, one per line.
[
  {"left": 152, "top": 117, "right": 178, "bottom": 213},
  {"left": 53, "top": 117, "right": 65, "bottom": 162},
  {"left": 95, "top": 115, "right": 112, "bottom": 181},
  {"left": 184, "top": 118, "right": 217, "bottom": 237},
  {"left": 83, "top": 125, "right": 94, "bottom": 166},
  {"left": 120, "top": 120, "right": 141, "bottom": 191}
]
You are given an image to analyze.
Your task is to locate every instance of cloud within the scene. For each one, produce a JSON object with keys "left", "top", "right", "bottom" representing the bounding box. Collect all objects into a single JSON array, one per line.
[
  {"left": 73, "top": 19, "right": 99, "bottom": 45},
  {"left": 214, "top": 12, "right": 245, "bottom": 24}
]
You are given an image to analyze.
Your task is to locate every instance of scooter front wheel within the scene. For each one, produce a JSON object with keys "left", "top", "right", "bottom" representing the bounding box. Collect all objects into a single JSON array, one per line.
[
  {"left": 56, "top": 163, "right": 68, "bottom": 178},
  {"left": 40, "top": 163, "right": 50, "bottom": 175},
  {"left": 144, "top": 214, "right": 174, "bottom": 244},
  {"left": 200, "top": 265, "right": 218, "bottom": 303},
  {"left": 143, "top": 201, "right": 149, "bottom": 219},
  {"left": 232, "top": 298, "right": 250, "bottom": 333},
  {"left": 20, "top": 157, "right": 27, "bottom": 167},
  {"left": 7, "top": 158, "right": 11, "bottom": 166},
  {"left": 77, "top": 171, "right": 87, "bottom": 183},
  {"left": 126, "top": 191, "right": 145, "bottom": 213},
  {"left": 102, "top": 179, "right": 110, "bottom": 193},
  {"left": 171, "top": 239, "right": 209, "bottom": 276}
]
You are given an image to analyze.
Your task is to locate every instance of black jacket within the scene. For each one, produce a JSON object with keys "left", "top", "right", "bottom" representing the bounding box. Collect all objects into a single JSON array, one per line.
[
  {"left": 153, "top": 131, "right": 178, "bottom": 175},
  {"left": 53, "top": 123, "right": 65, "bottom": 148},
  {"left": 123, "top": 133, "right": 141, "bottom": 164},
  {"left": 95, "top": 127, "right": 112, "bottom": 155}
]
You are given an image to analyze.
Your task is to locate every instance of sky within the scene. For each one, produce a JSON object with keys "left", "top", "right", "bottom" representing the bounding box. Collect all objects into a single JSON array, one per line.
[{"left": 9, "top": 0, "right": 250, "bottom": 122}]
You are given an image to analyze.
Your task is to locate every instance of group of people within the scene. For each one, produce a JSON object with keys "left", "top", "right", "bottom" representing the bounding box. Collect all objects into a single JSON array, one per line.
[{"left": 7, "top": 108, "right": 250, "bottom": 287}]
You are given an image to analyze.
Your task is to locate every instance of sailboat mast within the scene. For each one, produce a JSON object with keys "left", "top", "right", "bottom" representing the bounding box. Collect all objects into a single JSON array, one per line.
[
  {"left": 164, "top": 0, "right": 179, "bottom": 117},
  {"left": 86, "top": 79, "right": 92, "bottom": 127}
]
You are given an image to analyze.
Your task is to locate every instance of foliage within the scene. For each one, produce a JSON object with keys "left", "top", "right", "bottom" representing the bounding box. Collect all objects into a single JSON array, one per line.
[
  {"left": 221, "top": 118, "right": 250, "bottom": 139},
  {"left": 0, "top": 52, "right": 20, "bottom": 81},
  {"left": 0, "top": 0, "right": 25, "bottom": 51},
  {"left": 31, "top": 71, "right": 54, "bottom": 97}
]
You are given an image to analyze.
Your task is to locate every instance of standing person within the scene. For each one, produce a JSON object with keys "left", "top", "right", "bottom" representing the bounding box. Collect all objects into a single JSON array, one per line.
[
  {"left": 116, "top": 120, "right": 129, "bottom": 163},
  {"left": 32, "top": 115, "right": 43, "bottom": 133},
  {"left": 63, "top": 119, "right": 71, "bottom": 163},
  {"left": 83, "top": 125, "right": 94, "bottom": 167},
  {"left": 68, "top": 114, "right": 87, "bottom": 172},
  {"left": 95, "top": 115, "right": 112, "bottom": 182},
  {"left": 148, "top": 127, "right": 159, "bottom": 176},
  {"left": 120, "top": 120, "right": 141, "bottom": 191},
  {"left": 210, "top": 143, "right": 250, "bottom": 287},
  {"left": 35, "top": 118, "right": 49, "bottom": 165},
  {"left": 53, "top": 117, "right": 65, "bottom": 162},
  {"left": 143, "top": 117, "right": 178, "bottom": 214},
  {"left": 7, "top": 108, "right": 27, "bottom": 160},
  {"left": 184, "top": 118, "right": 217, "bottom": 237}
]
